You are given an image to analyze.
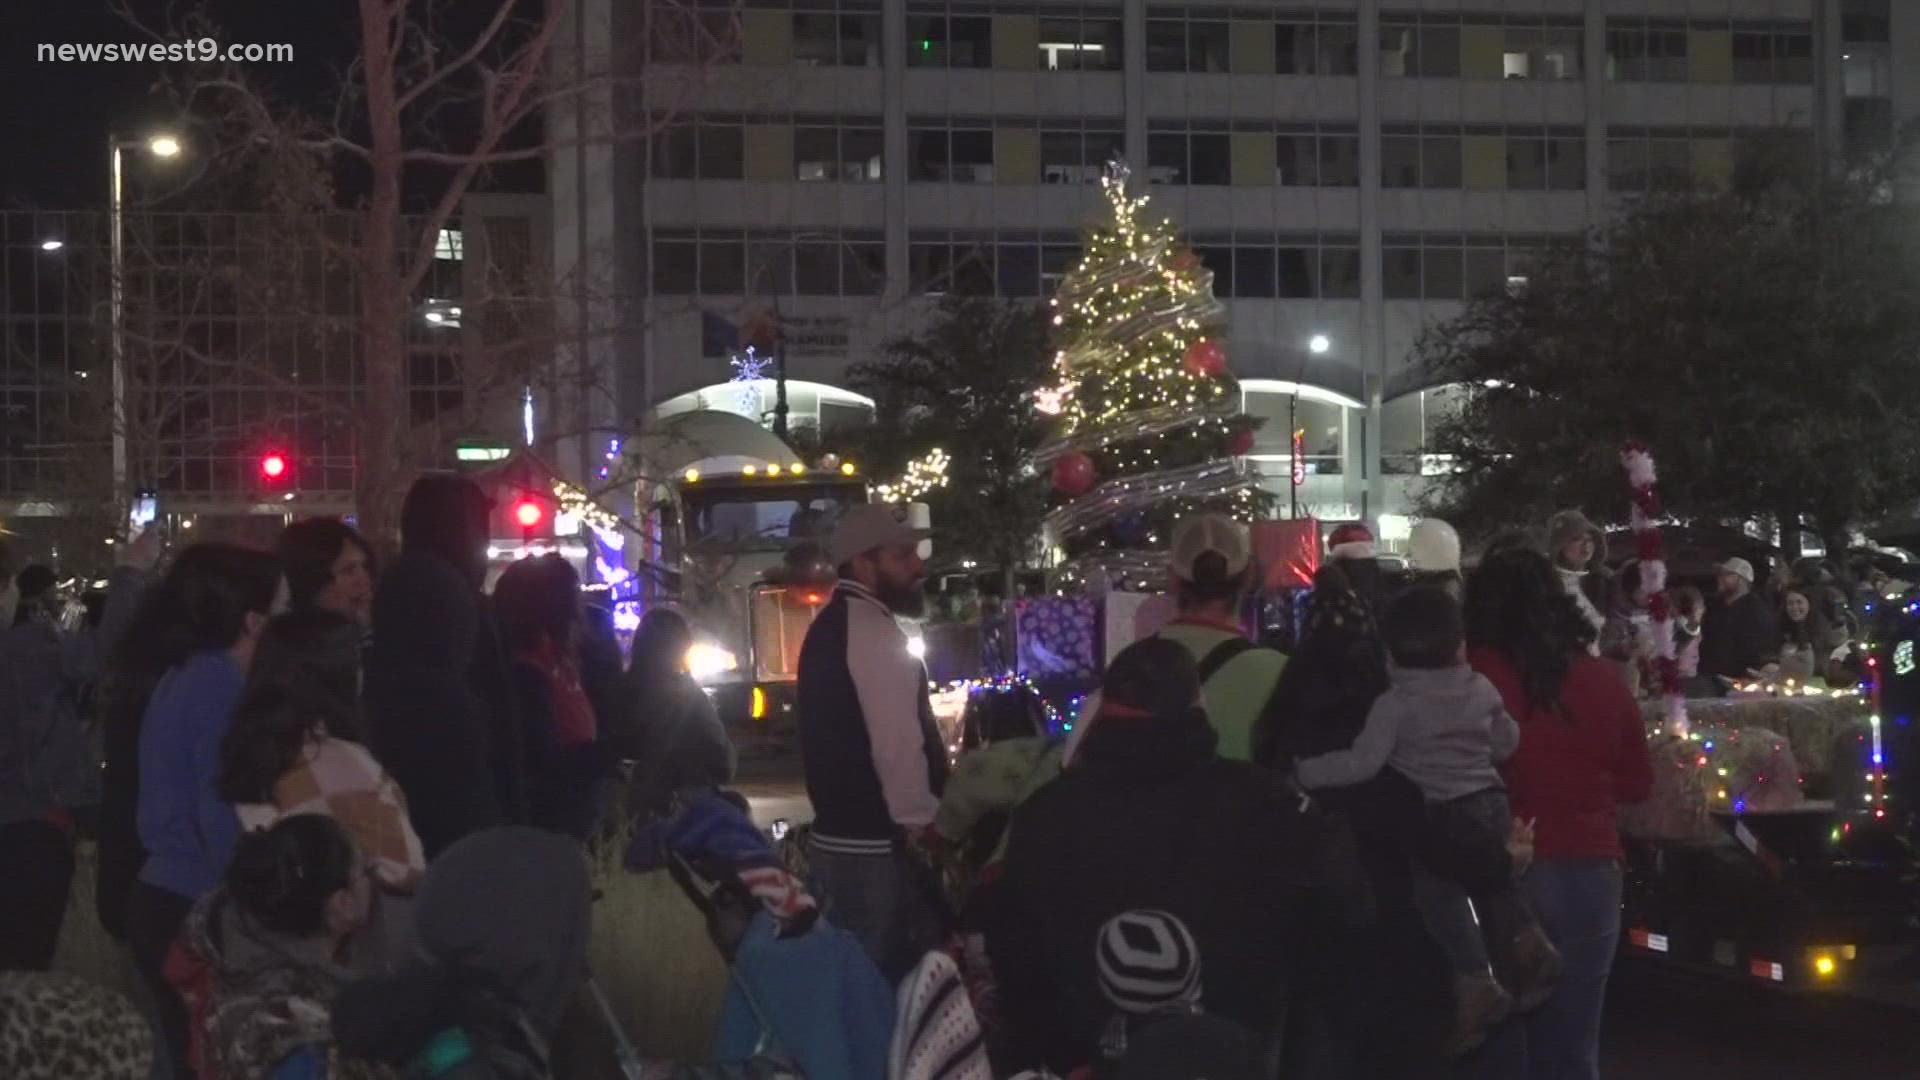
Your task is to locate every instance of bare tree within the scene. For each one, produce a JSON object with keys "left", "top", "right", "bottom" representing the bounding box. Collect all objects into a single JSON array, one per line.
[{"left": 113, "top": 0, "right": 728, "bottom": 543}]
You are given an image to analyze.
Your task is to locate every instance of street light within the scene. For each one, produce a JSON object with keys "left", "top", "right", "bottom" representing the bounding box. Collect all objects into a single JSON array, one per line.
[
  {"left": 39, "top": 239, "right": 64, "bottom": 253},
  {"left": 110, "top": 130, "right": 184, "bottom": 507},
  {"left": 1291, "top": 333, "right": 1332, "bottom": 518}
]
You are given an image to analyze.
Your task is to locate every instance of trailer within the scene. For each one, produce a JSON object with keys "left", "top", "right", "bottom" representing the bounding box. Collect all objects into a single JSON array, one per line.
[{"left": 1621, "top": 808, "right": 1920, "bottom": 990}]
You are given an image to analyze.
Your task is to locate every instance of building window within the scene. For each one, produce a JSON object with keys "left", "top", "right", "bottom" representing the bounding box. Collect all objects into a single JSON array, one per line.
[
  {"left": 910, "top": 231, "right": 1050, "bottom": 296},
  {"left": 1378, "top": 16, "right": 1459, "bottom": 78},
  {"left": 1383, "top": 234, "right": 1559, "bottom": 302},
  {"left": 1609, "top": 129, "right": 1727, "bottom": 192},
  {"left": 909, "top": 121, "right": 995, "bottom": 182},
  {"left": 1188, "top": 233, "right": 1359, "bottom": 300},
  {"left": 650, "top": 3, "right": 738, "bottom": 64},
  {"left": 907, "top": 11, "right": 991, "bottom": 67},
  {"left": 994, "top": 235, "right": 1041, "bottom": 296},
  {"left": 794, "top": 119, "right": 883, "bottom": 181},
  {"left": 1842, "top": 0, "right": 1890, "bottom": 44},
  {"left": 1234, "top": 246, "right": 1277, "bottom": 298},
  {"left": 1147, "top": 128, "right": 1232, "bottom": 186},
  {"left": 1503, "top": 128, "right": 1585, "bottom": 191},
  {"left": 651, "top": 119, "right": 744, "bottom": 180},
  {"left": 1274, "top": 126, "right": 1361, "bottom": 187},
  {"left": 1732, "top": 28, "right": 1813, "bottom": 84},
  {"left": 1040, "top": 12, "right": 1123, "bottom": 71},
  {"left": 1382, "top": 128, "right": 1462, "bottom": 190},
  {"left": 1276, "top": 15, "right": 1360, "bottom": 76},
  {"left": 1040, "top": 122, "right": 1125, "bottom": 183},
  {"left": 651, "top": 230, "right": 883, "bottom": 297},
  {"left": 1504, "top": 20, "right": 1582, "bottom": 80},
  {"left": 1145, "top": 16, "right": 1230, "bottom": 73},
  {"left": 1607, "top": 20, "right": 1689, "bottom": 82},
  {"left": 1843, "top": 46, "right": 1893, "bottom": 98},
  {"left": 793, "top": 9, "right": 882, "bottom": 66},
  {"left": 1321, "top": 245, "right": 1360, "bottom": 299}
]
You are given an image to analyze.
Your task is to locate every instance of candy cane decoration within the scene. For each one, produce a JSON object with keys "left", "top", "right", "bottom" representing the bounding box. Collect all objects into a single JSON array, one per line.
[{"left": 1623, "top": 443, "right": 1688, "bottom": 736}]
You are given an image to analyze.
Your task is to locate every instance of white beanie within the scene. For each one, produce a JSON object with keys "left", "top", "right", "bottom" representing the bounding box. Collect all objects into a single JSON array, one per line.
[{"left": 1409, "top": 519, "right": 1462, "bottom": 574}]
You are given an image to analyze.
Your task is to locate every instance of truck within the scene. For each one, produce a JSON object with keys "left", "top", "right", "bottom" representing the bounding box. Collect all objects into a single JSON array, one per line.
[{"left": 629, "top": 409, "right": 925, "bottom": 746}]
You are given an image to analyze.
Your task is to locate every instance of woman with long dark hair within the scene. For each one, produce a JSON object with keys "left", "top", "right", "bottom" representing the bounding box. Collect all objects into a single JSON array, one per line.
[
  {"left": 274, "top": 518, "right": 377, "bottom": 628},
  {"left": 493, "top": 555, "right": 605, "bottom": 837},
  {"left": 219, "top": 610, "right": 424, "bottom": 894},
  {"left": 120, "top": 542, "right": 285, "bottom": 1076},
  {"left": 1777, "top": 585, "right": 1845, "bottom": 685},
  {"left": 1464, "top": 548, "right": 1653, "bottom": 1080},
  {"left": 622, "top": 607, "right": 735, "bottom": 823}
]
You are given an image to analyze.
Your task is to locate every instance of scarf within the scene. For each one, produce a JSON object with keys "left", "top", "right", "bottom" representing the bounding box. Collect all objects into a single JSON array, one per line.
[{"left": 519, "top": 639, "right": 596, "bottom": 748}]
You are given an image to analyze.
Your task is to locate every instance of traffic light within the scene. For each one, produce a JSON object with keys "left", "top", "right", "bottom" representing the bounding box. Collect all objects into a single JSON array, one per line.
[
  {"left": 258, "top": 450, "right": 292, "bottom": 489},
  {"left": 513, "top": 498, "right": 545, "bottom": 530},
  {"left": 501, "top": 490, "right": 555, "bottom": 541}
]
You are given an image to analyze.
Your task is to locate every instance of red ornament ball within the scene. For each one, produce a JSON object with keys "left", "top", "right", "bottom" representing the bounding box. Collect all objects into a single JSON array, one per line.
[
  {"left": 1052, "top": 452, "right": 1097, "bottom": 496},
  {"left": 1171, "top": 250, "right": 1200, "bottom": 272},
  {"left": 1182, "top": 338, "right": 1227, "bottom": 378},
  {"left": 1227, "top": 428, "right": 1256, "bottom": 457}
]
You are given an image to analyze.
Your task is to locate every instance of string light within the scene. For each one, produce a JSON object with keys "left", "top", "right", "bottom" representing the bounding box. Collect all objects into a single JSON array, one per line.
[
  {"left": 551, "top": 481, "right": 623, "bottom": 536},
  {"left": 1042, "top": 159, "right": 1267, "bottom": 556},
  {"left": 875, "top": 448, "right": 950, "bottom": 504}
]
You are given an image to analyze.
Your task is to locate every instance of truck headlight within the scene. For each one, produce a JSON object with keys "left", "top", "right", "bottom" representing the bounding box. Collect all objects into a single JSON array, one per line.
[{"left": 686, "top": 642, "right": 739, "bottom": 682}]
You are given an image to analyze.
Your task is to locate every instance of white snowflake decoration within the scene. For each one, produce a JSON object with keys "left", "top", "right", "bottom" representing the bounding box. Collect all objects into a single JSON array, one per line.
[{"left": 730, "top": 348, "right": 772, "bottom": 417}]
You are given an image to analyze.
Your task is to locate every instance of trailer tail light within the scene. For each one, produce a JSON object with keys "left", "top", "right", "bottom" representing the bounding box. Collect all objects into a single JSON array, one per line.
[
  {"left": 1626, "top": 928, "right": 1668, "bottom": 953},
  {"left": 1749, "top": 959, "right": 1785, "bottom": 982},
  {"left": 1813, "top": 954, "right": 1838, "bottom": 978}
]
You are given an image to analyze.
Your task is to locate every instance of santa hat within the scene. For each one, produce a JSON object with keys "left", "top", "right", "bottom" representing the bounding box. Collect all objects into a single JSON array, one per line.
[{"left": 1327, "top": 523, "right": 1375, "bottom": 561}]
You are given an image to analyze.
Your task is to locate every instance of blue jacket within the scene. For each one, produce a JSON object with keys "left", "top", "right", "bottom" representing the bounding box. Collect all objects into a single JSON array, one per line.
[
  {"left": 137, "top": 650, "right": 245, "bottom": 899},
  {"left": 714, "top": 912, "right": 896, "bottom": 1078}
]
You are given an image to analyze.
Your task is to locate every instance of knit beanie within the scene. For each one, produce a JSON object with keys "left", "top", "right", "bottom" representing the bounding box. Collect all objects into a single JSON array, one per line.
[{"left": 1097, "top": 910, "right": 1203, "bottom": 1015}]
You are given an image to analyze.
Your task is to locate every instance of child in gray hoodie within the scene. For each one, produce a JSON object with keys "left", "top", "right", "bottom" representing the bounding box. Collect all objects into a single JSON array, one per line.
[{"left": 1295, "top": 585, "right": 1559, "bottom": 1056}]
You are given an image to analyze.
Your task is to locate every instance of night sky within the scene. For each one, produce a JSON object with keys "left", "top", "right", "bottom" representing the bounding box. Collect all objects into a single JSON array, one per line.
[{"left": 0, "top": 3, "right": 366, "bottom": 208}]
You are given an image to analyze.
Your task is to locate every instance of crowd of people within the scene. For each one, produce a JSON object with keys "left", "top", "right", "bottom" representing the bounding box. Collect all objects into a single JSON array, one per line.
[
  {"left": 0, "top": 483, "right": 1896, "bottom": 1080},
  {"left": 793, "top": 508, "right": 1657, "bottom": 1079},
  {"left": 0, "top": 473, "right": 733, "bottom": 1079}
]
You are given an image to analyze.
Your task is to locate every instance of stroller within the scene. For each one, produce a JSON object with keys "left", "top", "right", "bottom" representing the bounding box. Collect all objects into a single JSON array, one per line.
[{"left": 619, "top": 791, "right": 902, "bottom": 1080}]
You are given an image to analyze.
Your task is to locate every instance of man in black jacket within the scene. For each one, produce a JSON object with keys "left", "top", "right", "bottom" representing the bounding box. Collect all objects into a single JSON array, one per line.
[
  {"left": 990, "top": 638, "right": 1372, "bottom": 1074},
  {"left": 797, "top": 503, "right": 947, "bottom": 981},
  {"left": 366, "top": 475, "right": 526, "bottom": 856},
  {"left": 1701, "top": 557, "right": 1779, "bottom": 689}
]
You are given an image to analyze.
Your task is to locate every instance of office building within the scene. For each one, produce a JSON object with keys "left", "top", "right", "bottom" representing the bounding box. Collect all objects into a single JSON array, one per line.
[{"left": 556, "top": 0, "right": 1916, "bottom": 526}]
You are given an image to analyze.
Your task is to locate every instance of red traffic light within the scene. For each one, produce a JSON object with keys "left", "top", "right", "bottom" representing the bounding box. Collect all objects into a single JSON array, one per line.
[
  {"left": 259, "top": 453, "right": 289, "bottom": 481},
  {"left": 513, "top": 499, "right": 545, "bottom": 529}
]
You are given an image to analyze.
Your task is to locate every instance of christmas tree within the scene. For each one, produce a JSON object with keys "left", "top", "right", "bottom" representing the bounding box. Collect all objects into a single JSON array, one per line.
[{"left": 1041, "top": 160, "right": 1264, "bottom": 584}]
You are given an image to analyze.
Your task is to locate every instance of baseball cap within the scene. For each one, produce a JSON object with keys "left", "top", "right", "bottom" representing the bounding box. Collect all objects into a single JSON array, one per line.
[
  {"left": 1718, "top": 557, "right": 1755, "bottom": 584},
  {"left": 1168, "top": 515, "right": 1251, "bottom": 583},
  {"left": 829, "top": 503, "right": 928, "bottom": 566}
]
